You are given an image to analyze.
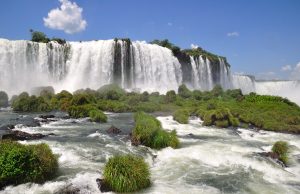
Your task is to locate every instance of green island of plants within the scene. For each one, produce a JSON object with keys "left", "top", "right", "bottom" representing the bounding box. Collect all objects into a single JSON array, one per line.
[
  {"left": 272, "top": 141, "right": 289, "bottom": 165},
  {"left": 5, "top": 82, "right": 300, "bottom": 133},
  {"left": 0, "top": 141, "right": 58, "bottom": 189},
  {"left": 173, "top": 109, "right": 189, "bottom": 124},
  {"left": 103, "top": 154, "right": 150, "bottom": 192},
  {"left": 132, "top": 112, "right": 179, "bottom": 149}
]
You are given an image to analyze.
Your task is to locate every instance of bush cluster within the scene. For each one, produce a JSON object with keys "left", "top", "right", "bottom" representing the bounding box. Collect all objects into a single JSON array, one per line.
[
  {"left": 103, "top": 155, "right": 150, "bottom": 192},
  {"left": 0, "top": 141, "right": 58, "bottom": 188},
  {"left": 6, "top": 83, "right": 300, "bottom": 133},
  {"left": 132, "top": 112, "right": 179, "bottom": 149},
  {"left": 272, "top": 141, "right": 289, "bottom": 165},
  {"left": 173, "top": 109, "right": 189, "bottom": 124}
]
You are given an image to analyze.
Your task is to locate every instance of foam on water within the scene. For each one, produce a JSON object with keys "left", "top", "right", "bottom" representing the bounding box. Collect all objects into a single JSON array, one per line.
[{"left": 1, "top": 113, "right": 300, "bottom": 194}]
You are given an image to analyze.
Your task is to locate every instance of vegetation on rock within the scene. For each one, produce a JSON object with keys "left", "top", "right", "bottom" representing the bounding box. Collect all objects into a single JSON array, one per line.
[
  {"left": 7, "top": 82, "right": 300, "bottom": 133},
  {"left": 30, "top": 30, "right": 66, "bottom": 45},
  {"left": 103, "top": 155, "right": 150, "bottom": 192},
  {"left": 132, "top": 112, "right": 179, "bottom": 149},
  {"left": 272, "top": 141, "right": 289, "bottom": 165},
  {"left": 0, "top": 141, "right": 58, "bottom": 188},
  {"left": 173, "top": 109, "right": 189, "bottom": 124}
]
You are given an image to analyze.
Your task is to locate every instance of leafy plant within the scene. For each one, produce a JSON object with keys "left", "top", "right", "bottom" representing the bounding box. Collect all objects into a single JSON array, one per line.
[{"left": 103, "top": 155, "right": 150, "bottom": 192}]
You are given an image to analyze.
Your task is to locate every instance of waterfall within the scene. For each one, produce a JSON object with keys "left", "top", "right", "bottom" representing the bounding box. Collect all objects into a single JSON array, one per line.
[
  {"left": 218, "top": 58, "right": 232, "bottom": 90},
  {"left": 232, "top": 74, "right": 256, "bottom": 94},
  {"left": 190, "top": 56, "right": 213, "bottom": 90},
  {"left": 255, "top": 80, "right": 300, "bottom": 105},
  {"left": 0, "top": 39, "right": 68, "bottom": 95},
  {"left": 1, "top": 38, "right": 298, "bottom": 105}
]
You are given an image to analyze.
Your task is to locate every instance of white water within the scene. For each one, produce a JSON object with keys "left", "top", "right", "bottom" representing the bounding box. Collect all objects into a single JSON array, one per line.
[
  {"left": 255, "top": 81, "right": 300, "bottom": 105},
  {"left": 1, "top": 112, "right": 300, "bottom": 194},
  {"left": 232, "top": 74, "right": 256, "bottom": 94}
]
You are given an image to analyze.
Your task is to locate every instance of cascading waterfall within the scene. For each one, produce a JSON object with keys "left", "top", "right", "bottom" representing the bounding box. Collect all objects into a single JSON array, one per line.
[
  {"left": 1, "top": 38, "right": 299, "bottom": 105},
  {"left": 232, "top": 74, "right": 256, "bottom": 94},
  {"left": 190, "top": 56, "right": 213, "bottom": 90},
  {"left": 255, "top": 80, "right": 300, "bottom": 105},
  {"left": 0, "top": 39, "right": 68, "bottom": 95}
]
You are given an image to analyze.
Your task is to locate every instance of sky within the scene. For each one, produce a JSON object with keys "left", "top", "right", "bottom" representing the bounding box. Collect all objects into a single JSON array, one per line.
[{"left": 0, "top": 0, "right": 299, "bottom": 80}]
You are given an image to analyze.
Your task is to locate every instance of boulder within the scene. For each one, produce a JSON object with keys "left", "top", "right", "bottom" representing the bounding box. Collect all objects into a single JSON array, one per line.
[
  {"left": 0, "top": 124, "right": 15, "bottom": 131},
  {"left": 39, "top": 115, "right": 55, "bottom": 119},
  {"left": 96, "top": 178, "right": 111, "bottom": 193},
  {"left": 2, "top": 130, "right": 46, "bottom": 141},
  {"left": 106, "top": 125, "right": 121, "bottom": 134}
]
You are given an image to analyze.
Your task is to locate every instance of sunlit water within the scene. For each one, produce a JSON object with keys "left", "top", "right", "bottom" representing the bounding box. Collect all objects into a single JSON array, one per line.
[{"left": 0, "top": 110, "right": 299, "bottom": 194}]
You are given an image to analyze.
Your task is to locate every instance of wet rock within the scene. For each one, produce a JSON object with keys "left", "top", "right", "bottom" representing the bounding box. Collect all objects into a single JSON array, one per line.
[
  {"left": 258, "top": 151, "right": 286, "bottom": 167},
  {"left": 0, "top": 124, "right": 15, "bottom": 131},
  {"left": 2, "top": 130, "right": 46, "bottom": 141},
  {"left": 25, "top": 119, "right": 41, "bottom": 127},
  {"left": 187, "top": 133, "right": 195, "bottom": 137},
  {"left": 259, "top": 152, "right": 279, "bottom": 160},
  {"left": 39, "top": 115, "right": 55, "bottom": 119},
  {"left": 96, "top": 178, "right": 111, "bottom": 193},
  {"left": 106, "top": 125, "right": 121, "bottom": 134},
  {"left": 54, "top": 184, "right": 80, "bottom": 194}
]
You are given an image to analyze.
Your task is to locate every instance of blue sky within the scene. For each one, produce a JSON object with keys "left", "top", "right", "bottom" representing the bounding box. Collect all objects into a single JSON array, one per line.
[{"left": 0, "top": 0, "right": 300, "bottom": 80}]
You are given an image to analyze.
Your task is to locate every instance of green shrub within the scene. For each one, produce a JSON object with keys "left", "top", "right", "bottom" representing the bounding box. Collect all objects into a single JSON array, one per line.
[
  {"left": 140, "top": 91, "right": 149, "bottom": 102},
  {"left": 97, "top": 84, "right": 126, "bottom": 100},
  {"left": 272, "top": 141, "right": 289, "bottom": 165},
  {"left": 151, "top": 129, "right": 179, "bottom": 149},
  {"left": 0, "top": 91, "right": 9, "bottom": 107},
  {"left": 202, "top": 108, "right": 239, "bottom": 128},
  {"left": 132, "top": 112, "right": 179, "bottom": 149},
  {"left": 178, "top": 84, "right": 192, "bottom": 98},
  {"left": 89, "top": 109, "right": 107, "bottom": 123},
  {"left": 12, "top": 93, "right": 52, "bottom": 112},
  {"left": 134, "top": 102, "right": 161, "bottom": 112},
  {"left": 97, "top": 100, "right": 129, "bottom": 112},
  {"left": 173, "top": 109, "right": 189, "bottom": 124},
  {"left": 71, "top": 93, "right": 96, "bottom": 106},
  {"left": 103, "top": 155, "right": 150, "bottom": 192},
  {"left": 0, "top": 141, "right": 58, "bottom": 188},
  {"left": 67, "top": 104, "right": 96, "bottom": 118},
  {"left": 165, "top": 90, "right": 177, "bottom": 103},
  {"left": 211, "top": 85, "right": 224, "bottom": 97},
  {"left": 30, "top": 30, "right": 50, "bottom": 43}
]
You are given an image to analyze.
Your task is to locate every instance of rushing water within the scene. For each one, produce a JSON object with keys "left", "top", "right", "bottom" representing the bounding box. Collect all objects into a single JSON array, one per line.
[{"left": 0, "top": 110, "right": 299, "bottom": 194}]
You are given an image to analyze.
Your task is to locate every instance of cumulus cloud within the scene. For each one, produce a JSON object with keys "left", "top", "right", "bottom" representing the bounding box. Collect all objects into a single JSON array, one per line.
[
  {"left": 281, "top": 65, "right": 292, "bottom": 71},
  {"left": 191, "top": 44, "right": 199, "bottom": 49},
  {"left": 227, "top": 32, "right": 239, "bottom": 37},
  {"left": 44, "top": 0, "right": 87, "bottom": 34},
  {"left": 290, "top": 62, "right": 300, "bottom": 80}
]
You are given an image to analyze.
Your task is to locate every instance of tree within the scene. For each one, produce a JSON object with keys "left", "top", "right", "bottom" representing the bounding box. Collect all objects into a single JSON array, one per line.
[{"left": 30, "top": 30, "right": 50, "bottom": 43}]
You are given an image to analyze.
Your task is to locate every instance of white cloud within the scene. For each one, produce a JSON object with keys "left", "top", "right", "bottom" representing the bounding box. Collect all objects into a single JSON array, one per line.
[
  {"left": 290, "top": 62, "right": 300, "bottom": 80},
  {"left": 44, "top": 0, "right": 87, "bottom": 34},
  {"left": 227, "top": 32, "right": 239, "bottom": 37},
  {"left": 191, "top": 44, "right": 199, "bottom": 49},
  {"left": 281, "top": 65, "right": 292, "bottom": 71},
  {"left": 167, "top": 22, "right": 173, "bottom": 26}
]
